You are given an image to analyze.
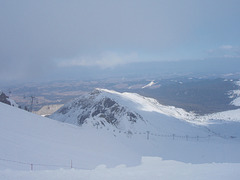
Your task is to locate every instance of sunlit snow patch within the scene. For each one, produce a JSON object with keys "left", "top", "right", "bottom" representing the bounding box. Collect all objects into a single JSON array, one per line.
[{"left": 142, "top": 80, "right": 156, "bottom": 89}]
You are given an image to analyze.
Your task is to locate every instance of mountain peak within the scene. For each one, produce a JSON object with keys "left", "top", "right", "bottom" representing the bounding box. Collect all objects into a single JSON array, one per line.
[{"left": 51, "top": 89, "right": 146, "bottom": 131}]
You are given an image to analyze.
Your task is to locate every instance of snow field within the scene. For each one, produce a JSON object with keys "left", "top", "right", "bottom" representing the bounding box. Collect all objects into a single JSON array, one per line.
[
  {"left": 0, "top": 102, "right": 140, "bottom": 170},
  {"left": 1, "top": 157, "right": 240, "bottom": 180},
  {"left": 1, "top": 85, "right": 240, "bottom": 180}
]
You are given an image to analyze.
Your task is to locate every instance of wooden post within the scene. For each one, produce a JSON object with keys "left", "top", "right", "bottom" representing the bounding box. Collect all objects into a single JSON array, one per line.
[
  {"left": 146, "top": 131, "right": 150, "bottom": 140},
  {"left": 71, "top": 160, "right": 73, "bottom": 169},
  {"left": 31, "top": 164, "right": 33, "bottom": 171}
]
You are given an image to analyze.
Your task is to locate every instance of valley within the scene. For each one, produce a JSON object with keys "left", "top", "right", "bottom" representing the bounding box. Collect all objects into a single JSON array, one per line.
[{"left": 2, "top": 76, "right": 240, "bottom": 115}]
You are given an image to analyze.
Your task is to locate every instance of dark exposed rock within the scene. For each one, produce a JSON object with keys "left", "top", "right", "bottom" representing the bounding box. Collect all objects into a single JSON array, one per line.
[
  {"left": 0, "top": 92, "right": 11, "bottom": 105},
  {"left": 78, "top": 112, "right": 90, "bottom": 125},
  {"left": 103, "top": 98, "right": 116, "bottom": 108},
  {"left": 59, "top": 107, "right": 70, "bottom": 114},
  {"left": 127, "top": 112, "right": 137, "bottom": 123},
  {"left": 105, "top": 114, "right": 117, "bottom": 124},
  {"left": 92, "top": 109, "right": 100, "bottom": 117}
]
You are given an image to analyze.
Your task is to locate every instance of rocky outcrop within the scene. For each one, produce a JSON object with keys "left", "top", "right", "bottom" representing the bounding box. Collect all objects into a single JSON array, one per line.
[
  {"left": 0, "top": 91, "right": 11, "bottom": 105},
  {"left": 50, "top": 89, "right": 145, "bottom": 130}
]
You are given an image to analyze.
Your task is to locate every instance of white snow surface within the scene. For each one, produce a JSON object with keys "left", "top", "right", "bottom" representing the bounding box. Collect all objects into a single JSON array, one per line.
[
  {"left": 50, "top": 89, "right": 240, "bottom": 161},
  {"left": 231, "top": 96, "right": 240, "bottom": 106},
  {"left": 228, "top": 81, "right": 240, "bottom": 106},
  {"left": 142, "top": 80, "right": 156, "bottom": 89},
  {"left": 1, "top": 157, "right": 240, "bottom": 180},
  {"left": 98, "top": 89, "right": 240, "bottom": 124},
  {"left": 198, "top": 108, "right": 240, "bottom": 122},
  {"left": 6, "top": 97, "right": 18, "bottom": 107},
  {"left": 1, "top": 87, "right": 240, "bottom": 179},
  {"left": 0, "top": 102, "right": 140, "bottom": 171}
]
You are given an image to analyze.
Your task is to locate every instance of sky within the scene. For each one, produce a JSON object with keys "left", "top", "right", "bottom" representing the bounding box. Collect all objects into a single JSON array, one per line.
[{"left": 0, "top": 0, "right": 240, "bottom": 82}]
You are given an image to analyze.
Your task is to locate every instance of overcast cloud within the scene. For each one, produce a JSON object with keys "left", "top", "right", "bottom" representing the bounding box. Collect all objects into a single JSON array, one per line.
[{"left": 0, "top": 0, "right": 240, "bottom": 82}]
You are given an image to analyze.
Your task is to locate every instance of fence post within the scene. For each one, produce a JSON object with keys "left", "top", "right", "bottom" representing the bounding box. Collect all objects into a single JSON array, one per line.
[
  {"left": 31, "top": 164, "right": 33, "bottom": 171},
  {"left": 146, "top": 131, "right": 150, "bottom": 140},
  {"left": 172, "top": 134, "right": 175, "bottom": 140},
  {"left": 186, "top": 135, "right": 188, "bottom": 141},
  {"left": 71, "top": 160, "right": 73, "bottom": 169}
]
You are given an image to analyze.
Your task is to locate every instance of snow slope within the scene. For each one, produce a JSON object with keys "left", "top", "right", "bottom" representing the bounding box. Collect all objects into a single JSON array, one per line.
[
  {"left": 1, "top": 157, "right": 240, "bottom": 180},
  {"left": 1, "top": 97, "right": 240, "bottom": 179},
  {"left": 0, "top": 102, "right": 140, "bottom": 170},
  {"left": 229, "top": 80, "right": 240, "bottom": 106},
  {"left": 50, "top": 89, "right": 240, "bottom": 163}
]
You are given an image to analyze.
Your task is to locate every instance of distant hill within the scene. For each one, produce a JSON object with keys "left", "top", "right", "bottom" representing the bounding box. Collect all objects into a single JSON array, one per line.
[
  {"left": 134, "top": 78, "right": 240, "bottom": 115},
  {"left": 33, "top": 104, "right": 64, "bottom": 117}
]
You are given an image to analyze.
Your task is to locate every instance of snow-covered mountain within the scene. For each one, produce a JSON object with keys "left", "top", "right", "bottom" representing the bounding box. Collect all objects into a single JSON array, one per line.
[
  {"left": 50, "top": 88, "right": 240, "bottom": 139},
  {"left": 50, "top": 89, "right": 148, "bottom": 132},
  {"left": 0, "top": 91, "right": 18, "bottom": 107},
  {"left": 50, "top": 89, "right": 204, "bottom": 136}
]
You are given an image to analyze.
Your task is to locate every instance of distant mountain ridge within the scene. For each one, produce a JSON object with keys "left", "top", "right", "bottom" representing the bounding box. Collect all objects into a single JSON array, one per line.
[
  {"left": 50, "top": 89, "right": 211, "bottom": 138},
  {"left": 33, "top": 104, "right": 64, "bottom": 117}
]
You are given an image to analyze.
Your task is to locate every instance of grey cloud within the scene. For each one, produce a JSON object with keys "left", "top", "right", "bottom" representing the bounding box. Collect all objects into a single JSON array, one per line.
[
  {"left": 207, "top": 45, "right": 240, "bottom": 58},
  {"left": 0, "top": 1, "right": 200, "bottom": 58},
  {"left": 0, "top": 0, "right": 240, "bottom": 82},
  {"left": 58, "top": 52, "right": 139, "bottom": 68}
]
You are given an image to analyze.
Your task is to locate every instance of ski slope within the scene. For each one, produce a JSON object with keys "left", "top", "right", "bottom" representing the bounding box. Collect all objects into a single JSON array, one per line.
[
  {"left": 1, "top": 94, "right": 240, "bottom": 179},
  {"left": 1, "top": 157, "right": 240, "bottom": 180},
  {"left": 0, "top": 102, "right": 140, "bottom": 170}
]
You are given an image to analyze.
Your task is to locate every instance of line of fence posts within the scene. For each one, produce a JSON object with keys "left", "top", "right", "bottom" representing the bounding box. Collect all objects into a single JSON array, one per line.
[
  {"left": 146, "top": 131, "right": 150, "bottom": 140},
  {"left": 29, "top": 160, "right": 73, "bottom": 171},
  {"left": 94, "top": 124, "right": 215, "bottom": 141},
  {"left": 145, "top": 131, "right": 205, "bottom": 141}
]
